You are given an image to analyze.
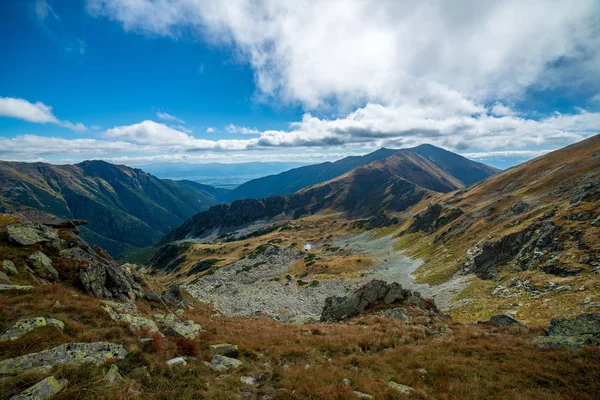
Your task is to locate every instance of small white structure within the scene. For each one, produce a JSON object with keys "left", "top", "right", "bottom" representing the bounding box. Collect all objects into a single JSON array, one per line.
[{"left": 304, "top": 244, "right": 312, "bottom": 251}]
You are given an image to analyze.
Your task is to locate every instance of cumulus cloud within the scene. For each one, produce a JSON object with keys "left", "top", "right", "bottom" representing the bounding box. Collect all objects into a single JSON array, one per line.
[
  {"left": 226, "top": 124, "right": 260, "bottom": 135},
  {"left": 0, "top": 97, "right": 87, "bottom": 132},
  {"left": 86, "top": 0, "right": 600, "bottom": 109},
  {"left": 206, "top": 127, "right": 216, "bottom": 133}
]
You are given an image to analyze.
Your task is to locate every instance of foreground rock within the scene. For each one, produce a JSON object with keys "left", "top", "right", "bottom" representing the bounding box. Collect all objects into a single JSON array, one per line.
[
  {"left": 163, "top": 319, "right": 202, "bottom": 339},
  {"left": 209, "top": 343, "right": 239, "bottom": 358},
  {"left": 27, "top": 252, "right": 59, "bottom": 281},
  {"left": 0, "top": 342, "right": 127, "bottom": 375},
  {"left": 478, "top": 315, "right": 527, "bottom": 329},
  {"left": 210, "top": 355, "right": 243, "bottom": 371},
  {"left": 532, "top": 313, "right": 600, "bottom": 350},
  {"left": 0, "top": 284, "right": 33, "bottom": 291},
  {"left": 0, "top": 317, "right": 64, "bottom": 341},
  {"left": 103, "top": 306, "right": 160, "bottom": 334},
  {"left": 9, "top": 376, "right": 68, "bottom": 400},
  {"left": 6, "top": 222, "right": 58, "bottom": 246},
  {"left": 320, "top": 279, "right": 435, "bottom": 322}
]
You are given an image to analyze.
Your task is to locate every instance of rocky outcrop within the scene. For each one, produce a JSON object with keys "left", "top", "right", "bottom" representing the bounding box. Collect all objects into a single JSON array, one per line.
[
  {"left": 0, "top": 317, "right": 64, "bottom": 341},
  {"left": 320, "top": 280, "right": 435, "bottom": 322},
  {"left": 0, "top": 342, "right": 127, "bottom": 375},
  {"left": 0, "top": 284, "right": 33, "bottom": 291},
  {"left": 532, "top": 313, "right": 600, "bottom": 350},
  {"left": 9, "top": 375, "right": 68, "bottom": 400},
  {"left": 406, "top": 204, "right": 464, "bottom": 234},
  {"left": 161, "top": 285, "right": 187, "bottom": 308},
  {"left": 478, "top": 315, "right": 526, "bottom": 328},
  {"left": 462, "top": 219, "right": 563, "bottom": 279},
  {"left": 6, "top": 222, "right": 58, "bottom": 246},
  {"left": 60, "top": 245, "right": 143, "bottom": 301},
  {"left": 2, "top": 259, "right": 18, "bottom": 275}
]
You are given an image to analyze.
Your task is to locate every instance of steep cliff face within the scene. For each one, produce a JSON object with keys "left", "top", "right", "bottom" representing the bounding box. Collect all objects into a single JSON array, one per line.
[{"left": 0, "top": 160, "right": 229, "bottom": 256}]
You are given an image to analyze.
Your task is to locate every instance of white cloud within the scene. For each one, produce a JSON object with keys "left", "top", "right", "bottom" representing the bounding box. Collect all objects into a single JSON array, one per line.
[
  {"left": 34, "top": 0, "right": 58, "bottom": 21},
  {"left": 156, "top": 111, "right": 184, "bottom": 123},
  {"left": 0, "top": 97, "right": 87, "bottom": 132},
  {"left": 490, "top": 103, "right": 517, "bottom": 117},
  {"left": 226, "top": 124, "right": 260, "bottom": 135},
  {"left": 206, "top": 127, "right": 216, "bottom": 133},
  {"left": 87, "top": 0, "right": 600, "bottom": 110}
]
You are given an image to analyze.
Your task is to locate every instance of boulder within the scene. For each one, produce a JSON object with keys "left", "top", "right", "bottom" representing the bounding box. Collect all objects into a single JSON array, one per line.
[
  {"left": 103, "top": 306, "right": 160, "bottom": 334},
  {"left": 2, "top": 260, "right": 18, "bottom": 275},
  {"left": 353, "top": 391, "right": 374, "bottom": 399},
  {"left": 9, "top": 375, "right": 68, "bottom": 400},
  {"left": 27, "top": 252, "right": 59, "bottom": 281},
  {"left": 210, "top": 355, "right": 243, "bottom": 371},
  {"left": 163, "top": 319, "right": 201, "bottom": 339},
  {"left": 321, "top": 280, "right": 432, "bottom": 322},
  {"left": 0, "top": 271, "right": 9, "bottom": 282},
  {"left": 209, "top": 343, "right": 239, "bottom": 358},
  {"left": 6, "top": 223, "right": 58, "bottom": 246},
  {"left": 0, "top": 317, "right": 64, "bottom": 341},
  {"left": 60, "top": 246, "right": 143, "bottom": 301},
  {"left": 0, "top": 342, "right": 127, "bottom": 375},
  {"left": 532, "top": 313, "right": 600, "bottom": 350},
  {"left": 144, "top": 290, "right": 163, "bottom": 303}
]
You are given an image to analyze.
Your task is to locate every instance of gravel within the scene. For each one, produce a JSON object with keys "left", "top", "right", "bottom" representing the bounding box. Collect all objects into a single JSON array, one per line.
[{"left": 185, "top": 232, "right": 468, "bottom": 320}]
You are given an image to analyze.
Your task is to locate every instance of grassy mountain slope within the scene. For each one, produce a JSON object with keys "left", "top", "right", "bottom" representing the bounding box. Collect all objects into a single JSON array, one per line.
[
  {"left": 0, "top": 160, "right": 229, "bottom": 257},
  {"left": 161, "top": 151, "right": 464, "bottom": 243},
  {"left": 225, "top": 145, "right": 499, "bottom": 201},
  {"left": 395, "top": 135, "right": 600, "bottom": 324}
]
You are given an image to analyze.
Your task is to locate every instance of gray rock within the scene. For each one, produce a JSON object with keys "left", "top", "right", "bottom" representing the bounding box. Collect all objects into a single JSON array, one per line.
[
  {"left": 532, "top": 313, "right": 600, "bottom": 350},
  {"left": 6, "top": 223, "right": 58, "bottom": 246},
  {"left": 353, "top": 391, "right": 374, "bottom": 399},
  {"left": 60, "top": 246, "right": 143, "bottom": 301},
  {"left": 483, "top": 315, "right": 527, "bottom": 328},
  {"left": 166, "top": 357, "right": 187, "bottom": 366},
  {"left": 321, "top": 280, "right": 432, "bottom": 322},
  {"left": 103, "top": 306, "right": 160, "bottom": 334},
  {"left": 592, "top": 216, "right": 600, "bottom": 227},
  {"left": 383, "top": 307, "right": 410, "bottom": 322},
  {"left": 0, "top": 271, "right": 10, "bottom": 282},
  {"left": 9, "top": 376, "right": 68, "bottom": 400},
  {"left": 0, "top": 317, "right": 64, "bottom": 341},
  {"left": 2, "top": 260, "right": 18, "bottom": 275},
  {"left": 240, "top": 376, "right": 259, "bottom": 385},
  {"left": 27, "top": 252, "right": 59, "bottom": 281},
  {"left": 0, "top": 284, "right": 33, "bottom": 292},
  {"left": 209, "top": 343, "right": 239, "bottom": 358},
  {"left": 104, "top": 364, "right": 123, "bottom": 384},
  {"left": 0, "top": 342, "right": 127, "bottom": 375},
  {"left": 163, "top": 319, "right": 201, "bottom": 339},
  {"left": 144, "top": 290, "right": 163, "bottom": 303},
  {"left": 388, "top": 381, "right": 413, "bottom": 394},
  {"left": 162, "top": 286, "right": 187, "bottom": 308},
  {"left": 210, "top": 355, "right": 243, "bottom": 371}
]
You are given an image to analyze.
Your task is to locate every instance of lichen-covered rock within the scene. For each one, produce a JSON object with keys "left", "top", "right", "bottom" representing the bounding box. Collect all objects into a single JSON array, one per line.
[
  {"left": 144, "top": 290, "right": 163, "bottom": 303},
  {"left": 104, "top": 364, "right": 123, "bottom": 384},
  {"left": 9, "top": 375, "right": 68, "bottom": 400},
  {"left": 532, "top": 313, "right": 600, "bottom": 350},
  {"left": 0, "top": 284, "right": 33, "bottom": 291},
  {"left": 166, "top": 357, "right": 187, "bottom": 366},
  {"left": 103, "top": 306, "right": 160, "bottom": 333},
  {"left": 321, "top": 280, "right": 432, "bottom": 322},
  {"left": 0, "top": 342, "right": 127, "bottom": 375},
  {"left": 210, "top": 355, "right": 243, "bottom": 371},
  {"left": 27, "top": 252, "right": 59, "bottom": 281},
  {"left": 60, "top": 246, "right": 143, "bottom": 301},
  {"left": 0, "top": 317, "right": 64, "bottom": 341},
  {"left": 163, "top": 319, "right": 201, "bottom": 339},
  {"left": 2, "top": 260, "right": 18, "bottom": 275},
  {"left": 209, "top": 343, "right": 239, "bottom": 358},
  {"left": 6, "top": 223, "right": 58, "bottom": 246}
]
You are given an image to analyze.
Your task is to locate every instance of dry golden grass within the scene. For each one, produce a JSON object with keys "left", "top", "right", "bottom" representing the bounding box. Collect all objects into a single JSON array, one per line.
[{"left": 1, "top": 282, "right": 600, "bottom": 400}]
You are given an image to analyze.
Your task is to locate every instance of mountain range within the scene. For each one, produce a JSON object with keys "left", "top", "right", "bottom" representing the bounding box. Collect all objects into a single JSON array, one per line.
[{"left": 0, "top": 160, "right": 230, "bottom": 257}]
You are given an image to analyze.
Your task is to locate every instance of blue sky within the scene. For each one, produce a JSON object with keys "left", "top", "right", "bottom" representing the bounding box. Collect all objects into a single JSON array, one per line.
[{"left": 1, "top": 0, "right": 599, "bottom": 169}]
